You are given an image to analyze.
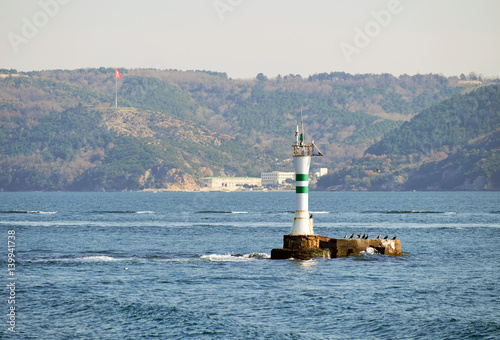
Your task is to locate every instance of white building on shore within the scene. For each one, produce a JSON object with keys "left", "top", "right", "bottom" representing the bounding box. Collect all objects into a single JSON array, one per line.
[
  {"left": 202, "top": 177, "right": 261, "bottom": 189},
  {"left": 261, "top": 171, "right": 295, "bottom": 186},
  {"left": 313, "top": 168, "right": 328, "bottom": 178}
]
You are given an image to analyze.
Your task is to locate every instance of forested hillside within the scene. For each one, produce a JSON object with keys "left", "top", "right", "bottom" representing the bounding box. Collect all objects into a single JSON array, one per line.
[
  {"left": 317, "top": 85, "right": 500, "bottom": 191},
  {"left": 0, "top": 67, "right": 496, "bottom": 191}
]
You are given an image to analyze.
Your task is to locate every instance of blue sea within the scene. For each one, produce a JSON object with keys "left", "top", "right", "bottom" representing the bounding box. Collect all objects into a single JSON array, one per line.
[{"left": 1, "top": 191, "right": 499, "bottom": 339}]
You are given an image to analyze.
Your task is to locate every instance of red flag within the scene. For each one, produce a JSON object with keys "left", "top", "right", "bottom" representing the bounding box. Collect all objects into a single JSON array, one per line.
[{"left": 115, "top": 68, "right": 121, "bottom": 79}]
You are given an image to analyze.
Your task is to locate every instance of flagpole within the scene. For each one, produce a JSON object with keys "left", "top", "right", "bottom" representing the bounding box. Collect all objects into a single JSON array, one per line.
[{"left": 115, "top": 74, "right": 117, "bottom": 108}]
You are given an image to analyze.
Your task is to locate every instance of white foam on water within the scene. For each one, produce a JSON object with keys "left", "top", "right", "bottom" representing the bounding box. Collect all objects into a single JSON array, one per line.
[
  {"left": 136, "top": 211, "right": 154, "bottom": 214},
  {"left": 200, "top": 253, "right": 270, "bottom": 262},
  {"left": 27, "top": 255, "right": 131, "bottom": 263},
  {"left": 310, "top": 211, "right": 329, "bottom": 214},
  {"left": 58, "top": 256, "right": 126, "bottom": 262},
  {"left": 243, "top": 253, "right": 270, "bottom": 259},
  {"left": 296, "top": 259, "right": 318, "bottom": 268},
  {"left": 15, "top": 210, "right": 58, "bottom": 214},
  {"left": 78, "top": 256, "right": 122, "bottom": 262},
  {"left": 231, "top": 211, "right": 248, "bottom": 214},
  {"left": 317, "top": 222, "right": 500, "bottom": 229},
  {"left": 193, "top": 222, "right": 288, "bottom": 228},
  {"left": 0, "top": 210, "right": 58, "bottom": 214}
]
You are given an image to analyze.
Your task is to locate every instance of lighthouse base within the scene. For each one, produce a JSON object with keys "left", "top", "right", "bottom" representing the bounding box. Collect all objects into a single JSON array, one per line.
[{"left": 271, "top": 235, "right": 406, "bottom": 260}]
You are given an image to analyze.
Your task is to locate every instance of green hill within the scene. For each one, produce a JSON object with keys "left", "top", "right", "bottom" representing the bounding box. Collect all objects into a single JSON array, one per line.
[
  {"left": 317, "top": 84, "right": 500, "bottom": 191},
  {"left": 366, "top": 84, "right": 500, "bottom": 156},
  {"left": 0, "top": 68, "right": 494, "bottom": 191},
  {"left": 0, "top": 104, "right": 260, "bottom": 191}
]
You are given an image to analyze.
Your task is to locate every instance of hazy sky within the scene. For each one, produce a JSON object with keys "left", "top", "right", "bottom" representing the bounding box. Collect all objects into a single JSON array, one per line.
[{"left": 2, "top": 0, "right": 499, "bottom": 79}]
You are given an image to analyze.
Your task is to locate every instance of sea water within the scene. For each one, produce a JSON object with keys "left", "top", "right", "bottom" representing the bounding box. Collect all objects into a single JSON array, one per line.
[{"left": 0, "top": 191, "right": 499, "bottom": 339}]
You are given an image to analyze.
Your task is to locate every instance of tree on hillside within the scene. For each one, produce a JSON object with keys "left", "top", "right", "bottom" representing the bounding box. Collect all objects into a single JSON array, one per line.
[{"left": 256, "top": 73, "right": 268, "bottom": 82}]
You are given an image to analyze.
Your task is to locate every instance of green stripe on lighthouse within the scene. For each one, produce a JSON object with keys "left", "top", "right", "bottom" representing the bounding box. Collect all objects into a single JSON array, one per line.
[
  {"left": 296, "top": 174, "right": 308, "bottom": 181},
  {"left": 296, "top": 186, "right": 308, "bottom": 193}
]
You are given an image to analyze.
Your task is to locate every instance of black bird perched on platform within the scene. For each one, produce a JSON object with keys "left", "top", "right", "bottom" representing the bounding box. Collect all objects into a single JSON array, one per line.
[
  {"left": 384, "top": 235, "right": 388, "bottom": 239},
  {"left": 356, "top": 234, "right": 361, "bottom": 239},
  {"left": 349, "top": 233, "right": 354, "bottom": 239},
  {"left": 392, "top": 235, "right": 397, "bottom": 240},
  {"left": 361, "top": 233, "right": 365, "bottom": 239},
  {"left": 376, "top": 234, "right": 382, "bottom": 239},
  {"left": 364, "top": 234, "right": 369, "bottom": 239}
]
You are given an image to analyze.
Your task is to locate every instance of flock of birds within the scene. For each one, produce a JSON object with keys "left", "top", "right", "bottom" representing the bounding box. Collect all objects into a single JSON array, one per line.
[{"left": 343, "top": 233, "right": 397, "bottom": 240}]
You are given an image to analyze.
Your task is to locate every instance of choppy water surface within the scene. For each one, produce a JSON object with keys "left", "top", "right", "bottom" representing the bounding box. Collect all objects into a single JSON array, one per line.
[{"left": 1, "top": 191, "right": 499, "bottom": 339}]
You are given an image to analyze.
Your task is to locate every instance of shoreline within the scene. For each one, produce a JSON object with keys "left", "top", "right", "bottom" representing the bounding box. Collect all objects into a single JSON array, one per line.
[{"left": 139, "top": 188, "right": 295, "bottom": 193}]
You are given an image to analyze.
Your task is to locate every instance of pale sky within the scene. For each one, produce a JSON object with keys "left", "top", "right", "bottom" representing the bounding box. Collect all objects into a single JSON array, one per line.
[{"left": 1, "top": 0, "right": 499, "bottom": 79}]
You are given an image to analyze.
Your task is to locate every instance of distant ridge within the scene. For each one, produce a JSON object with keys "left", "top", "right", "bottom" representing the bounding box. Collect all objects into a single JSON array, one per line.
[
  {"left": 317, "top": 85, "right": 500, "bottom": 191},
  {"left": 0, "top": 68, "right": 497, "bottom": 191}
]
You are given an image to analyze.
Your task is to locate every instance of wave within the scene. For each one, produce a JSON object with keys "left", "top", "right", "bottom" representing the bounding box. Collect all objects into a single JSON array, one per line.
[
  {"left": 362, "top": 210, "right": 445, "bottom": 214},
  {"left": 27, "top": 254, "right": 185, "bottom": 263},
  {"left": 0, "top": 210, "right": 57, "bottom": 214},
  {"left": 200, "top": 253, "right": 270, "bottom": 262},
  {"left": 266, "top": 211, "right": 328, "bottom": 215},
  {"left": 77, "top": 255, "right": 123, "bottom": 262},
  {"left": 27, "top": 255, "right": 131, "bottom": 263},
  {"left": 314, "top": 222, "right": 500, "bottom": 229},
  {"left": 27, "top": 253, "right": 271, "bottom": 263},
  {"left": 91, "top": 210, "right": 154, "bottom": 214},
  {"left": 195, "top": 211, "right": 248, "bottom": 214}
]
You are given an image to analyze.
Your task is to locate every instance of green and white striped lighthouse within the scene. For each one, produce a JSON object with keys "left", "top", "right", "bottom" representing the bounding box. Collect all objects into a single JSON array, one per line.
[{"left": 290, "top": 123, "right": 322, "bottom": 235}]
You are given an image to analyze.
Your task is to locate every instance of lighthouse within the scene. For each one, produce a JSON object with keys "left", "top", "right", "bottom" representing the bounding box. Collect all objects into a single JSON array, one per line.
[
  {"left": 271, "top": 121, "right": 405, "bottom": 259},
  {"left": 290, "top": 122, "right": 322, "bottom": 235}
]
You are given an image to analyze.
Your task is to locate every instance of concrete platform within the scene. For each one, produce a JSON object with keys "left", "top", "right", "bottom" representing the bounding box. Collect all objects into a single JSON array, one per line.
[{"left": 271, "top": 235, "right": 406, "bottom": 260}]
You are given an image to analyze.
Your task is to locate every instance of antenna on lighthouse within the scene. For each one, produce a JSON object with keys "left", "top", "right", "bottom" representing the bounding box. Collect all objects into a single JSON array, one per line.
[{"left": 300, "top": 108, "right": 304, "bottom": 144}]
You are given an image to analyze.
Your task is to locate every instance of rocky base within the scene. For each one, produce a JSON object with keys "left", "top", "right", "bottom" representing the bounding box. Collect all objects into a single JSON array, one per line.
[{"left": 271, "top": 235, "right": 406, "bottom": 260}]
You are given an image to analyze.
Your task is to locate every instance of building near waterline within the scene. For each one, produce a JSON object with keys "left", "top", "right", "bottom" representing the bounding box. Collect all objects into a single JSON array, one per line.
[
  {"left": 313, "top": 167, "right": 328, "bottom": 178},
  {"left": 201, "top": 177, "right": 261, "bottom": 189},
  {"left": 261, "top": 171, "right": 295, "bottom": 186}
]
